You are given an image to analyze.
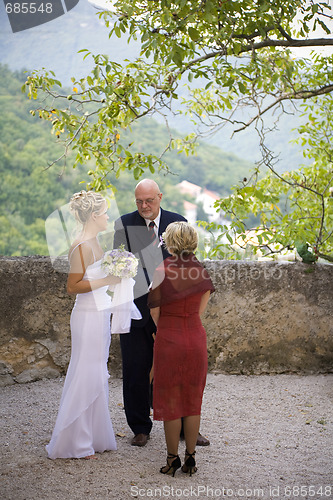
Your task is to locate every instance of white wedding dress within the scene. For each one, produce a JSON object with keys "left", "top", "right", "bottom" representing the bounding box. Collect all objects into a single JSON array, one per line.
[{"left": 46, "top": 246, "right": 117, "bottom": 459}]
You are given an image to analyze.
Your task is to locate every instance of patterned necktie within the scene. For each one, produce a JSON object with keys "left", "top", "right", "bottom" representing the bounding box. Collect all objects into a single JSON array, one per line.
[{"left": 148, "top": 221, "right": 157, "bottom": 244}]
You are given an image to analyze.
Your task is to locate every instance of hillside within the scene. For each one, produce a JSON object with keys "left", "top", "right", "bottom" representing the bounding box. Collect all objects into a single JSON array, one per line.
[
  {"left": 0, "top": 65, "right": 253, "bottom": 255},
  {"left": 0, "top": 1, "right": 132, "bottom": 84},
  {"left": 0, "top": 0, "right": 308, "bottom": 171}
]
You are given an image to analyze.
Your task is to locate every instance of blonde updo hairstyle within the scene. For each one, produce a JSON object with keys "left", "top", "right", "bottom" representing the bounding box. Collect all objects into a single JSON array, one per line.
[
  {"left": 69, "top": 190, "right": 106, "bottom": 225},
  {"left": 163, "top": 221, "right": 198, "bottom": 256}
]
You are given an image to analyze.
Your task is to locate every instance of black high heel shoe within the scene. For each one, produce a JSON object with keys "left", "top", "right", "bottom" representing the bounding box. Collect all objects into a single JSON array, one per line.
[
  {"left": 160, "top": 453, "right": 181, "bottom": 477},
  {"left": 181, "top": 450, "right": 197, "bottom": 476}
]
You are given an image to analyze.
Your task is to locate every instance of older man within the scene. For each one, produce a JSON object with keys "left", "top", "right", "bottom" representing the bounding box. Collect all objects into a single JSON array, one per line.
[{"left": 113, "top": 179, "right": 209, "bottom": 447}]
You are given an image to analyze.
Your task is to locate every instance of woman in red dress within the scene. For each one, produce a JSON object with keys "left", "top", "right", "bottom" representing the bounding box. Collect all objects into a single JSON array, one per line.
[{"left": 148, "top": 222, "right": 215, "bottom": 476}]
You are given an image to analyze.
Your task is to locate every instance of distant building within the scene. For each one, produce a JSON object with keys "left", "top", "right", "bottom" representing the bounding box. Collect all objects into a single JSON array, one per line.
[
  {"left": 183, "top": 200, "right": 198, "bottom": 225},
  {"left": 176, "top": 180, "right": 228, "bottom": 225},
  {"left": 177, "top": 180, "right": 202, "bottom": 198}
]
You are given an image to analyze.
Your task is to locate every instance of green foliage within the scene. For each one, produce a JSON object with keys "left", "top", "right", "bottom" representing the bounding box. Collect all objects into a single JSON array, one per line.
[
  {"left": 0, "top": 65, "right": 84, "bottom": 255},
  {"left": 200, "top": 96, "right": 333, "bottom": 261},
  {"left": 0, "top": 215, "right": 48, "bottom": 256},
  {"left": 19, "top": 1, "right": 333, "bottom": 260},
  {"left": 106, "top": 0, "right": 332, "bottom": 122},
  {"left": 1, "top": 64, "right": 252, "bottom": 256},
  {"left": 23, "top": 56, "right": 176, "bottom": 191},
  {"left": 23, "top": 1, "right": 332, "bottom": 190},
  {"left": 106, "top": 0, "right": 332, "bottom": 261}
]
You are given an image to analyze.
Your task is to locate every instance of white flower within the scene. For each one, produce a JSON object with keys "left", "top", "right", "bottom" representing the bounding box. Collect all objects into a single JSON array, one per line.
[{"left": 101, "top": 244, "right": 139, "bottom": 279}]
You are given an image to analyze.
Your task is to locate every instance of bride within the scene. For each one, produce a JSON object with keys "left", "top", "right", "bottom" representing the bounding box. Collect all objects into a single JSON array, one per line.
[{"left": 46, "top": 190, "right": 120, "bottom": 459}]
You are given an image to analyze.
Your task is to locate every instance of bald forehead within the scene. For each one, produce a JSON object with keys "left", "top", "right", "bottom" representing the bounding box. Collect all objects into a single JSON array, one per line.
[{"left": 135, "top": 180, "right": 160, "bottom": 197}]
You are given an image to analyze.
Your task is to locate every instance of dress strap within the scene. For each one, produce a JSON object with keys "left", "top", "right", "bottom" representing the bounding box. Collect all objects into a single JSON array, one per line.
[{"left": 69, "top": 241, "right": 96, "bottom": 263}]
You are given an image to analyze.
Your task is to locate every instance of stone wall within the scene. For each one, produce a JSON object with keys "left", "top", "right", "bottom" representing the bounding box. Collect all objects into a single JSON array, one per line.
[{"left": 0, "top": 256, "right": 332, "bottom": 386}]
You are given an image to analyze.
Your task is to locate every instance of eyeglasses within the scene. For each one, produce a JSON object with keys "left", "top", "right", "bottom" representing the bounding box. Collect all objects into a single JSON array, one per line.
[{"left": 135, "top": 195, "right": 160, "bottom": 206}]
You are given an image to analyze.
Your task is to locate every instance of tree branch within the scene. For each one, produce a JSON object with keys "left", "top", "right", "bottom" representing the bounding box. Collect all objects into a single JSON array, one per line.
[{"left": 234, "top": 85, "right": 333, "bottom": 133}]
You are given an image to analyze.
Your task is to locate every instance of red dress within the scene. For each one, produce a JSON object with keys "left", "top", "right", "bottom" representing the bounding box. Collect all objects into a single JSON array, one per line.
[{"left": 148, "top": 254, "right": 215, "bottom": 421}]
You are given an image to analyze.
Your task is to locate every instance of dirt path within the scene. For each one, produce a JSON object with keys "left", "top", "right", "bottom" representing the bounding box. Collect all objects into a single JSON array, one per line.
[{"left": 1, "top": 374, "right": 332, "bottom": 500}]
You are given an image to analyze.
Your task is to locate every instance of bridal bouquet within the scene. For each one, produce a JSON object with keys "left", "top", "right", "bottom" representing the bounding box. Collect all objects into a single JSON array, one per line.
[
  {"left": 102, "top": 244, "right": 139, "bottom": 279},
  {"left": 102, "top": 245, "right": 141, "bottom": 333}
]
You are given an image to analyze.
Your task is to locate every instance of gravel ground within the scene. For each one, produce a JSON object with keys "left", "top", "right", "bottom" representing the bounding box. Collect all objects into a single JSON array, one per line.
[{"left": 1, "top": 374, "right": 332, "bottom": 500}]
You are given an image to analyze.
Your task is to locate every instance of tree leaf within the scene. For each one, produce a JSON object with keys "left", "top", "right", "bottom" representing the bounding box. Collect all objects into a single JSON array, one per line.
[{"left": 188, "top": 27, "right": 200, "bottom": 41}]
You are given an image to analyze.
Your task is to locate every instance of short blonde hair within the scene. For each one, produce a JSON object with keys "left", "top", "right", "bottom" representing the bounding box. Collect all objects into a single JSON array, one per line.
[
  {"left": 69, "top": 190, "right": 106, "bottom": 225},
  {"left": 163, "top": 221, "right": 198, "bottom": 255}
]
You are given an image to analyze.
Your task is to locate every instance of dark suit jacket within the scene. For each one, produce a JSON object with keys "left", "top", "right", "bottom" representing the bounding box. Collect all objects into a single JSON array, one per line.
[{"left": 113, "top": 208, "right": 187, "bottom": 326}]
